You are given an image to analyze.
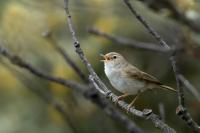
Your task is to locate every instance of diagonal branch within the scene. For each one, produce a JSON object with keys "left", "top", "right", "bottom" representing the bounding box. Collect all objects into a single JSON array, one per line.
[
  {"left": 87, "top": 27, "right": 170, "bottom": 53},
  {"left": 122, "top": 0, "right": 200, "bottom": 132},
  {"left": 10, "top": 68, "right": 79, "bottom": 133},
  {"left": 42, "top": 30, "right": 88, "bottom": 82},
  {"left": 178, "top": 75, "right": 200, "bottom": 102},
  {"left": 89, "top": 75, "right": 176, "bottom": 133},
  {"left": 139, "top": 0, "right": 200, "bottom": 33},
  {"left": 63, "top": 0, "right": 176, "bottom": 132},
  {"left": 0, "top": 45, "right": 87, "bottom": 92}
]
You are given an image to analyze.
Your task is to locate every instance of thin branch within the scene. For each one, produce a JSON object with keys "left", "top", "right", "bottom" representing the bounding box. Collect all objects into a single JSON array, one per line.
[
  {"left": 178, "top": 74, "right": 200, "bottom": 102},
  {"left": 139, "top": 0, "right": 200, "bottom": 33},
  {"left": 122, "top": 0, "right": 200, "bottom": 132},
  {"left": 87, "top": 27, "right": 171, "bottom": 53},
  {"left": 84, "top": 88, "right": 145, "bottom": 133},
  {"left": 17, "top": 73, "right": 79, "bottom": 133},
  {"left": 63, "top": 0, "right": 176, "bottom": 132},
  {"left": 0, "top": 45, "right": 87, "bottom": 92},
  {"left": 63, "top": 0, "right": 109, "bottom": 93},
  {"left": 159, "top": 102, "right": 166, "bottom": 122},
  {"left": 123, "top": 0, "right": 170, "bottom": 49},
  {"left": 162, "top": 0, "right": 200, "bottom": 33},
  {"left": 0, "top": 62, "right": 79, "bottom": 133},
  {"left": 42, "top": 30, "right": 88, "bottom": 82}
]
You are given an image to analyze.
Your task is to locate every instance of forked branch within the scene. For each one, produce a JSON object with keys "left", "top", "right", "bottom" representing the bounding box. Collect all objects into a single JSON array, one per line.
[
  {"left": 63, "top": 0, "right": 176, "bottom": 132},
  {"left": 122, "top": 0, "right": 200, "bottom": 132}
]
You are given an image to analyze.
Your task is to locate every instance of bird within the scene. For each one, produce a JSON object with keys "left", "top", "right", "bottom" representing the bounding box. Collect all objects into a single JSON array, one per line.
[{"left": 101, "top": 52, "right": 177, "bottom": 110}]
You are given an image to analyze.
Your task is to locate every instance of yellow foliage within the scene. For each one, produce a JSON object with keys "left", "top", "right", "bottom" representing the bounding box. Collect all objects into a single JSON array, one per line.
[
  {"left": 0, "top": 1, "right": 65, "bottom": 59},
  {"left": 44, "top": 8, "right": 66, "bottom": 29},
  {"left": 50, "top": 58, "right": 75, "bottom": 96},
  {"left": 91, "top": 0, "right": 112, "bottom": 6},
  {"left": 94, "top": 16, "right": 119, "bottom": 44},
  {"left": 0, "top": 65, "right": 21, "bottom": 90},
  {"left": 94, "top": 17, "right": 118, "bottom": 33},
  {"left": 176, "top": 0, "right": 195, "bottom": 11},
  {"left": 48, "top": 104, "right": 64, "bottom": 126},
  {"left": 0, "top": 2, "right": 46, "bottom": 54}
]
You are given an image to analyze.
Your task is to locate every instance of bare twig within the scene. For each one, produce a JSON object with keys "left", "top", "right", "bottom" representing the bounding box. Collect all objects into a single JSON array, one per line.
[
  {"left": 0, "top": 45, "right": 87, "bottom": 92},
  {"left": 63, "top": 0, "right": 108, "bottom": 93},
  {"left": 88, "top": 27, "right": 171, "bottom": 53},
  {"left": 139, "top": 0, "right": 200, "bottom": 33},
  {"left": 18, "top": 74, "right": 79, "bottom": 133},
  {"left": 122, "top": 0, "right": 200, "bottom": 132},
  {"left": 1, "top": 62, "right": 79, "bottom": 133},
  {"left": 63, "top": 0, "right": 176, "bottom": 132},
  {"left": 168, "top": 1, "right": 200, "bottom": 33},
  {"left": 159, "top": 103, "right": 166, "bottom": 122},
  {"left": 43, "top": 30, "right": 88, "bottom": 82},
  {"left": 178, "top": 74, "right": 200, "bottom": 102}
]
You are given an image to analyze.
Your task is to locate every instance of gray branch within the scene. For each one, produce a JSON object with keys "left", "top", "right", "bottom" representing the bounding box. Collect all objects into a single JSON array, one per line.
[
  {"left": 122, "top": 0, "right": 200, "bottom": 132},
  {"left": 43, "top": 30, "right": 88, "bottom": 82},
  {"left": 178, "top": 75, "right": 200, "bottom": 102},
  {"left": 87, "top": 27, "right": 171, "bottom": 53},
  {"left": 0, "top": 46, "right": 87, "bottom": 92}
]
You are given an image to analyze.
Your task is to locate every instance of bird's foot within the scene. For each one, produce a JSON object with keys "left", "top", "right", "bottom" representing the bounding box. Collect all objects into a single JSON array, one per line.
[
  {"left": 115, "top": 96, "right": 123, "bottom": 105},
  {"left": 115, "top": 93, "right": 130, "bottom": 105}
]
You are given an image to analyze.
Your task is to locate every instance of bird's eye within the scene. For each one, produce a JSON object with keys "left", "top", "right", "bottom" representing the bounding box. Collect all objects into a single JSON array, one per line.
[{"left": 113, "top": 56, "right": 117, "bottom": 59}]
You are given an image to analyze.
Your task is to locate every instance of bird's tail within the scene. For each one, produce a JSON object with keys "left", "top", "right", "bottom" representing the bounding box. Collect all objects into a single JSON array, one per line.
[{"left": 159, "top": 85, "right": 177, "bottom": 92}]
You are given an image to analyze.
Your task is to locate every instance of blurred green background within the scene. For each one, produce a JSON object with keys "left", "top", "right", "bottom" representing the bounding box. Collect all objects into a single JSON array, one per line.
[{"left": 0, "top": 0, "right": 200, "bottom": 133}]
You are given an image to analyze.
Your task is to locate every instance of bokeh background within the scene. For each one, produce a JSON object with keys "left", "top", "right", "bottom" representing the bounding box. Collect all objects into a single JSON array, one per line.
[{"left": 0, "top": 0, "right": 200, "bottom": 133}]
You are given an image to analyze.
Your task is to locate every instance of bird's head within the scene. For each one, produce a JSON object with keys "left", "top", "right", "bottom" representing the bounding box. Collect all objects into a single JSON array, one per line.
[{"left": 100, "top": 52, "right": 127, "bottom": 69}]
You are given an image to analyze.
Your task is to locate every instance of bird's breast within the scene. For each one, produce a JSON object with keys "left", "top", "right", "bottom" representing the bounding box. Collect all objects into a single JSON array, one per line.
[{"left": 104, "top": 65, "right": 146, "bottom": 94}]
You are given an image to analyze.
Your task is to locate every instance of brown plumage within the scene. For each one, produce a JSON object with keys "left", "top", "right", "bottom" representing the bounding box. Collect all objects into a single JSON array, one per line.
[
  {"left": 102, "top": 52, "right": 177, "bottom": 110},
  {"left": 125, "top": 68, "right": 177, "bottom": 92}
]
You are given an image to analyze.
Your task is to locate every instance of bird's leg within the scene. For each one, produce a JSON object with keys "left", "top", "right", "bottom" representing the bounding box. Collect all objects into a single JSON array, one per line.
[
  {"left": 115, "top": 93, "right": 130, "bottom": 104},
  {"left": 127, "top": 92, "right": 141, "bottom": 113}
]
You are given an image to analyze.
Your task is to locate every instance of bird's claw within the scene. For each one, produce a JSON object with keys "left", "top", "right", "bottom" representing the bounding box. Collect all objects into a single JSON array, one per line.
[
  {"left": 115, "top": 97, "right": 121, "bottom": 105},
  {"left": 127, "top": 105, "right": 131, "bottom": 113}
]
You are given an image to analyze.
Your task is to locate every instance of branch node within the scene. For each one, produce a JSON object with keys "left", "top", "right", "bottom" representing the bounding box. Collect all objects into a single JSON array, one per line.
[
  {"left": 176, "top": 105, "right": 186, "bottom": 115},
  {"left": 74, "top": 41, "right": 80, "bottom": 48},
  {"left": 105, "top": 91, "right": 112, "bottom": 98},
  {"left": 142, "top": 108, "right": 153, "bottom": 116}
]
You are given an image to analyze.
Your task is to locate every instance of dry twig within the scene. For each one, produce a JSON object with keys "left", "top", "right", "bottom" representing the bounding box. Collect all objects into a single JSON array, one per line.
[
  {"left": 122, "top": 0, "right": 200, "bottom": 132},
  {"left": 139, "top": 0, "right": 200, "bottom": 33},
  {"left": 88, "top": 27, "right": 171, "bottom": 53},
  {"left": 43, "top": 30, "right": 88, "bottom": 82}
]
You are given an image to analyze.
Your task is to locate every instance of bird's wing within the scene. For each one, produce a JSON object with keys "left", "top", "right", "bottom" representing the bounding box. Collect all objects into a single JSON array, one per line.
[{"left": 124, "top": 66, "right": 162, "bottom": 85}]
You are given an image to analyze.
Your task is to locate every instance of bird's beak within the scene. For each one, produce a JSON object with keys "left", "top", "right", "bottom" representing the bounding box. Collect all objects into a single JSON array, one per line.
[{"left": 100, "top": 53, "right": 106, "bottom": 62}]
